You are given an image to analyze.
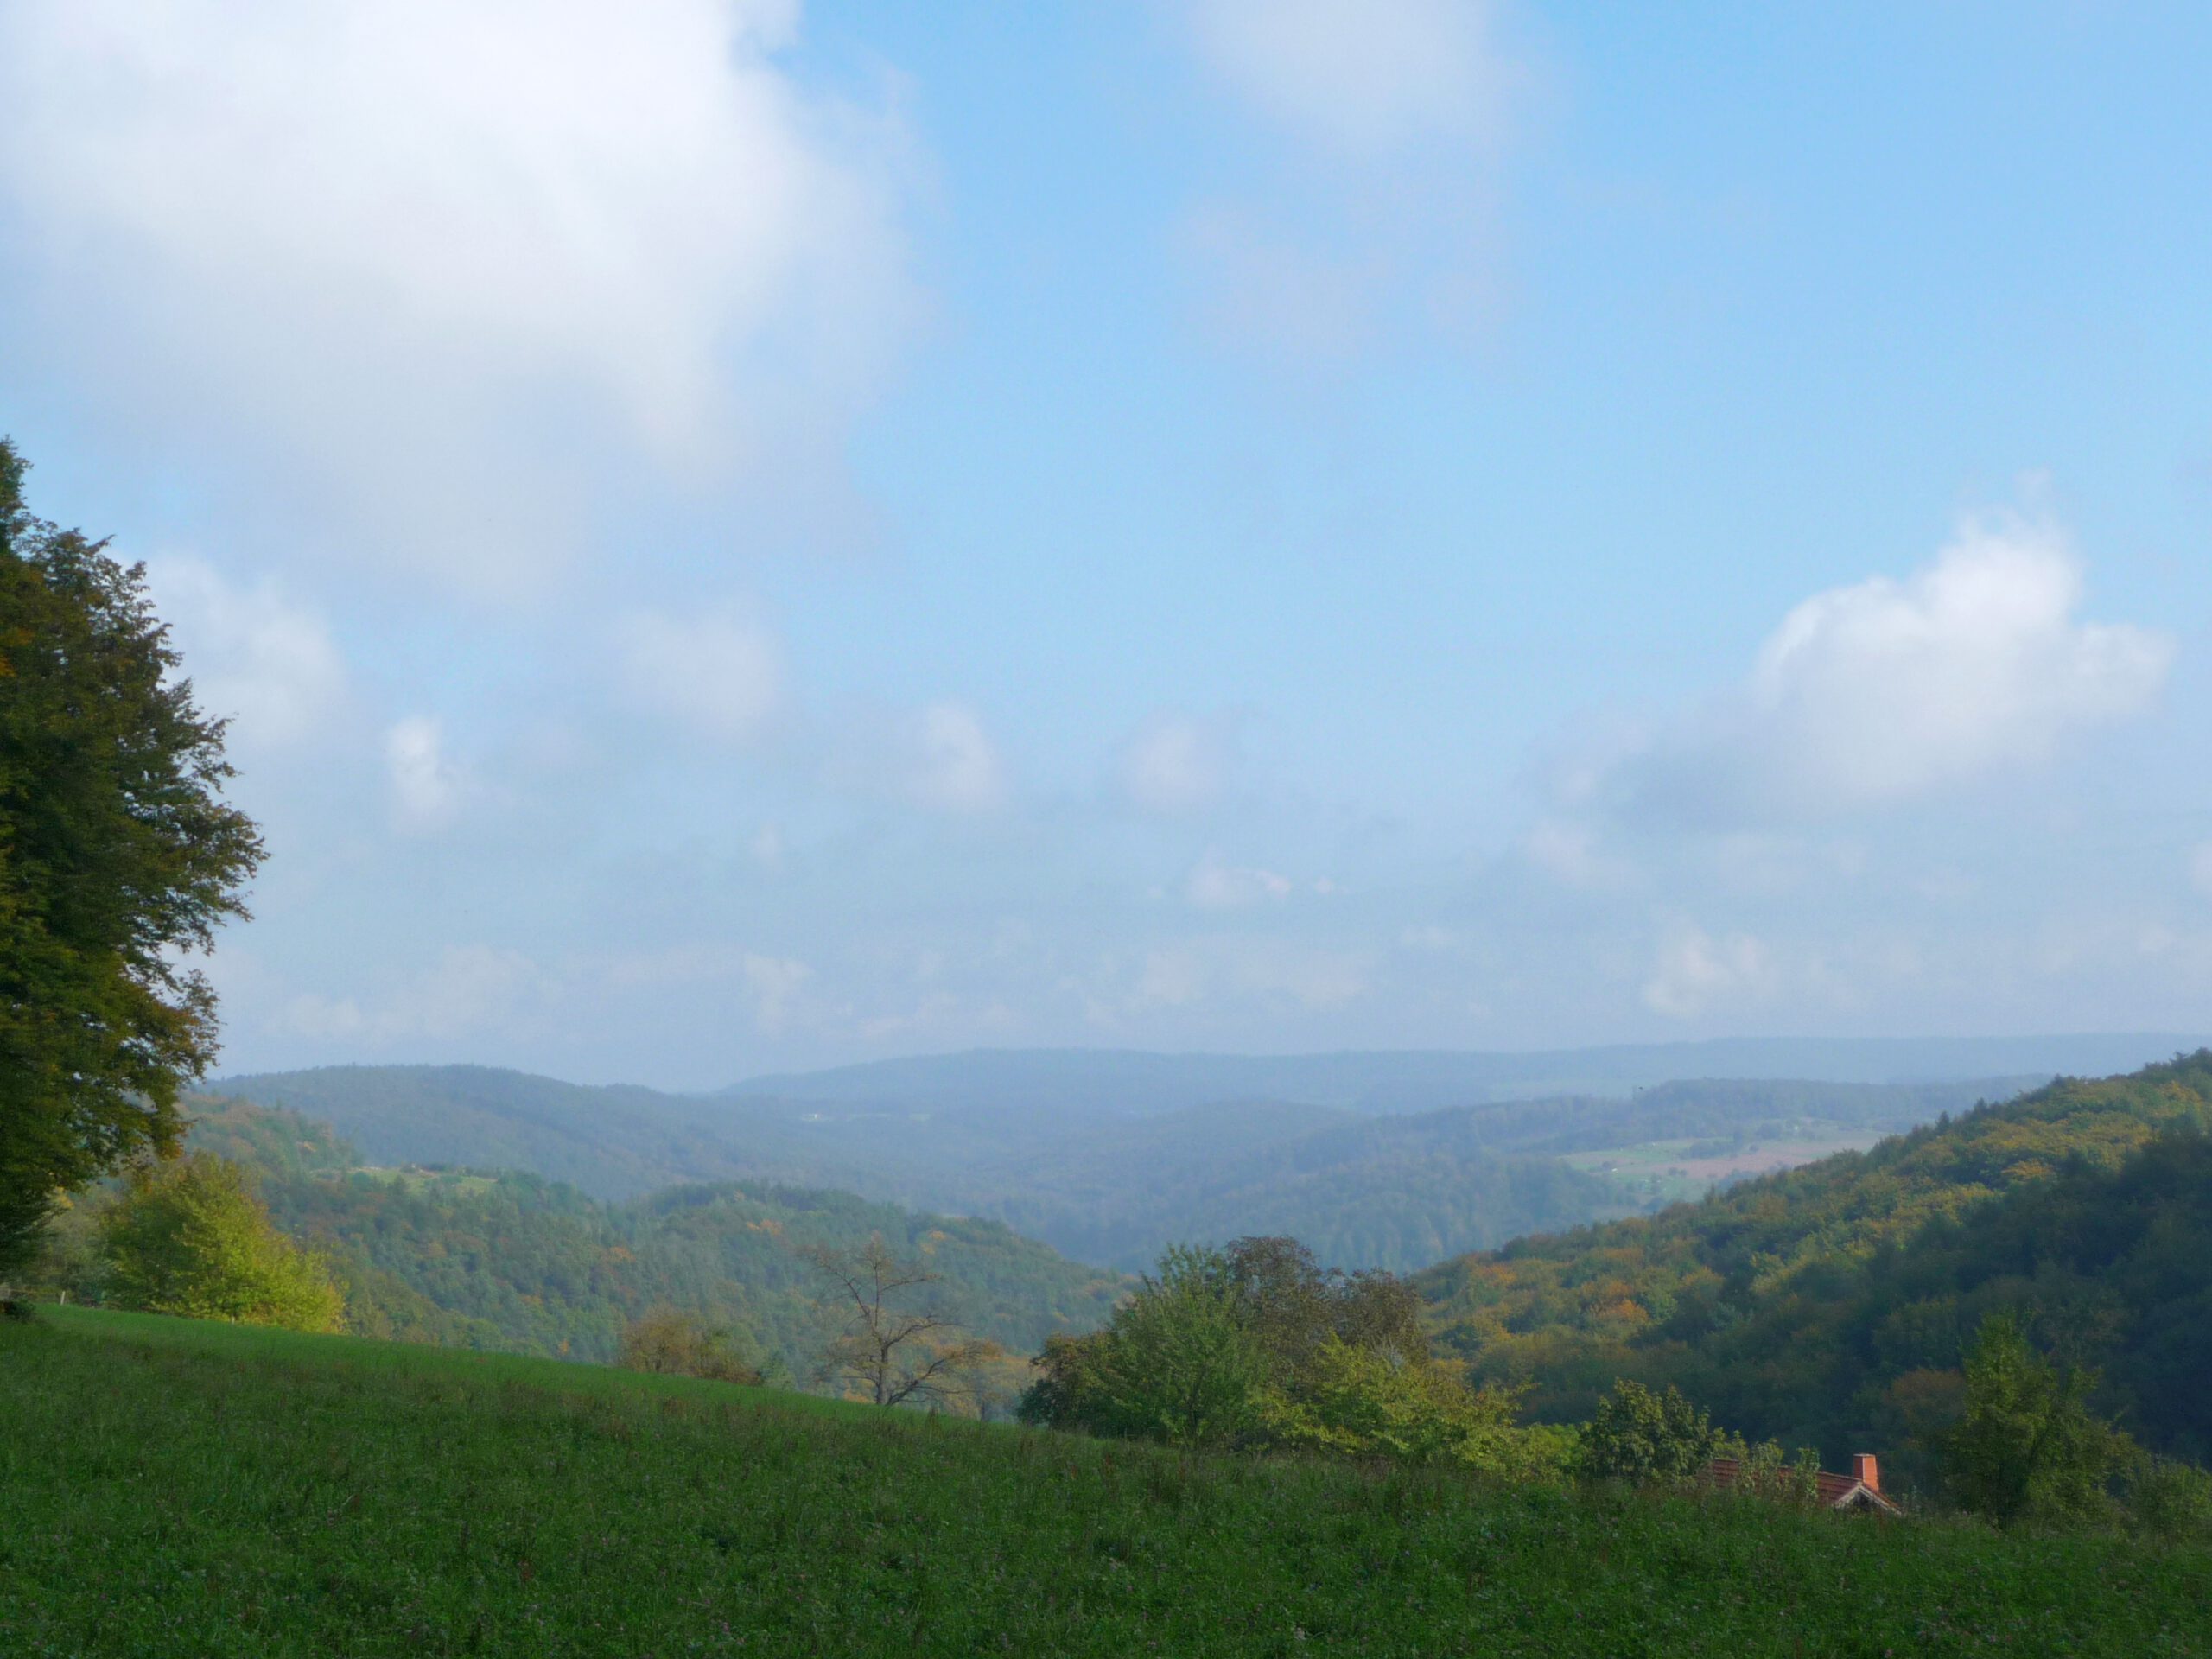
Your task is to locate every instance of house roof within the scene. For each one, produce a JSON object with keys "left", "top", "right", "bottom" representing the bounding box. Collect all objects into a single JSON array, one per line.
[{"left": 1704, "top": 1457, "right": 1902, "bottom": 1516}]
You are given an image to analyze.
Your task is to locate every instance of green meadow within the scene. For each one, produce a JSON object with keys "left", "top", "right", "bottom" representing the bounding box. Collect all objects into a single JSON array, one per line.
[{"left": 3, "top": 1308, "right": 2207, "bottom": 1656}]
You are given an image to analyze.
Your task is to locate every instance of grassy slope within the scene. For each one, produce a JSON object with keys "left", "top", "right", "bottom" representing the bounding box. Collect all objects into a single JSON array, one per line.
[{"left": 4, "top": 1309, "right": 2208, "bottom": 1657}]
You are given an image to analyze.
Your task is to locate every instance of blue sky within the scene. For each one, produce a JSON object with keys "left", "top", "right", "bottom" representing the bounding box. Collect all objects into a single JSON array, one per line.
[{"left": 3, "top": 1, "right": 2209, "bottom": 1086}]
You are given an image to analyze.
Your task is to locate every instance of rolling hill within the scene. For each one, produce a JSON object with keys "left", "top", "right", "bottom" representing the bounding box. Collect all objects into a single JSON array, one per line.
[
  {"left": 1417, "top": 1051, "right": 2212, "bottom": 1476},
  {"left": 34, "top": 1095, "right": 1127, "bottom": 1385},
  {"left": 214, "top": 1060, "right": 2041, "bottom": 1271}
]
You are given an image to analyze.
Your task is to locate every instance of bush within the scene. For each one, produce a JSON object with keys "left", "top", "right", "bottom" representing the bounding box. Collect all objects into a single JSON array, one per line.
[
  {"left": 1020, "top": 1243, "right": 1297, "bottom": 1446},
  {"left": 1023, "top": 1238, "right": 1571, "bottom": 1476},
  {"left": 1083, "top": 1246, "right": 1271, "bottom": 1445},
  {"left": 1712, "top": 1431, "right": 1822, "bottom": 1503},
  {"left": 1941, "top": 1314, "right": 2128, "bottom": 1528},
  {"left": 1575, "top": 1380, "right": 1722, "bottom": 1484},
  {"left": 99, "top": 1155, "right": 343, "bottom": 1333},
  {"left": 20, "top": 1191, "right": 110, "bottom": 1304},
  {"left": 1257, "top": 1336, "right": 1564, "bottom": 1477},
  {"left": 2125, "top": 1455, "right": 2212, "bottom": 1543},
  {"left": 618, "top": 1306, "right": 766, "bottom": 1386}
]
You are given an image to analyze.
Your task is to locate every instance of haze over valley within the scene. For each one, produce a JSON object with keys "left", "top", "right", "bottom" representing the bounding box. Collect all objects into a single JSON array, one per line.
[
  {"left": 212, "top": 1033, "right": 2194, "bottom": 1272},
  {"left": 8, "top": 3, "right": 2212, "bottom": 1650}
]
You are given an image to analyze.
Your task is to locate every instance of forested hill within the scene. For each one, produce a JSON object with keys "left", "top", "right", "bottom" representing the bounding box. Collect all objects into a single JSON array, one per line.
[
  {"left": 38, "top": 1095, "right": 1129, "bottom": 1387},
  {"left": 207, "top": 1065, "right": 747, "bottom": 1199},
  {"left": 1416, "top": 1052, "right": 2212, "bottom": 1476},
  {"left": 214, "top": 1063, "right": 2031, "bottom": 1272}
]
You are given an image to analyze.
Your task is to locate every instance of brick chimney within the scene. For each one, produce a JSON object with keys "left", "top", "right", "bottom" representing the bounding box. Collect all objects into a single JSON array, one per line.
[{"left": 1851, "top": 1454, "right": 1879, "bottom": 1493}]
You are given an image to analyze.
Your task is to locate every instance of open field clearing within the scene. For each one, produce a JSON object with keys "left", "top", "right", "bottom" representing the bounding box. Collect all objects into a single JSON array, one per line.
[
  {"left": 1561, "top": 1135, "right": 1888, "bottom": 1205},
  {"left": 3, "top": 1308, "right": 2206, "bottom": 1657}
]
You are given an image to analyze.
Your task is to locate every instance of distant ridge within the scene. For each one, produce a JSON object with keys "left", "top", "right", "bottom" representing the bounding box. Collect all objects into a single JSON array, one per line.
[
  {"left": 720, "top": 1033, "right": 2209, "bottom": 1116},
  {"left": 212, "top": 1041, "right": 2190, "bottom": 1274}
]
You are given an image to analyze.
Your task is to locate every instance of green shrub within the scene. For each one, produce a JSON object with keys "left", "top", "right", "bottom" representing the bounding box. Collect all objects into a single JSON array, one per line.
[
  {"left": 1049, "top": 1245, "right": 1273, "bottom": 1445},
  {"left": 1941, "top": 1314, "right": 2128, "bottom": 1528},
  {"left": 1574, "top": 1379, "right": 1722, "bottom": 1484},
  {"left": 99, "top": 1155, "right": 343, "bottom": 1333},
  {"left": 1257, "top": 1336, "right": 1564, "bottom": 1477},
  {"left": 2126, "top": 1454, "right": 2212, "bottom": 1543},
  {"left": 1712, "top": 1432, "right": 1823, "bottom": 1503}
]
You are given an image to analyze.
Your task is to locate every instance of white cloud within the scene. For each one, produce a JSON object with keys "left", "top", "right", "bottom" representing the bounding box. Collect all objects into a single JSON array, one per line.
[
  {"left": 1120, "top": 710, "right": 1237, "bottom": 814},
  {"left": 1590, "top": 505, "right": 2173, "bottom": 826},
  {"left": 1523, "top": 818, "right": 1629, "bottom": 889},
  {"left": 284, "top": 944, "right": 547, "bottom": 1045},
  {"left": 1255, "top": 948, "right": 1369, "bottom": 1010},
  {"left": 147, "top": 556, "right": 346, "bottom": 748},
  {"left": 617, "top": 607, "right": 785, "bottom": 744},
  {"left": 385, "top": 715, "right": 464, "bottom": 831},
  {"left": 1177, "top": 208, "right": 1382, "bottom": 361},
  {"left": 1171, "top": 1, "right": 1519, "bottom": 362},
  {"left": 1130, "top": 949, "right": 1209, "bottom": 1012},
  {"left": 740, "top": 952, "right": 813, "bottom": 1034},
  {"left": 1185, "top": 852, "right": 1294, "bottom": 910},
  {"left": 1642, "top": 925, "right": 1774, "bottom": 1020},
  {"left": 1126, "top": 937, "right": 1368, "bottom": 1014},
  {"left": 0, "top": 0, "right": 918, "bottom": 588},
  {"left": 902, "top": 702, "right": 1007, "bottom": 815},
  {"left": 2191, "top": 843, "right": 2212, "bottom": 900},
  {"left": 1180, "top": 0, "right": 1512, "bottom": 159}
]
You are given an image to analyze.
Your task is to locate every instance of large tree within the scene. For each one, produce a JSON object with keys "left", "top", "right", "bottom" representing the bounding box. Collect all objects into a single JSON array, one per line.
[
  {"left": 0, "top": 438, "right": 264, "bottom": 1276},
  {"left": 801, "top": 1234, "right": 1001, "bottom": 1409}
]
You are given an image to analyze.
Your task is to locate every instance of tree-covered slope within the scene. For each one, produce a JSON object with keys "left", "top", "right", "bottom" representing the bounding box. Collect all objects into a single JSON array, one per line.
[
  {"left": 212, "top": 1065, "right": 754, "bottom": 1198},
  {"left": 215, "top": 1063, "right": 2026, "bottom": 1272},
  {"left": 42, "top": 1094, "right": 1128, "bottom": 1384},
  {"left": 1416, "top": 1052, "right": 2212, "bottom": 1471}
]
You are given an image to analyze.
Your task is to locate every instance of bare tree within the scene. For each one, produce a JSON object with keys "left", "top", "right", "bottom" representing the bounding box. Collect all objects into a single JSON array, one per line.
[{"left": 799, "top": 1234, "right": 1002, "bottom": 1409}]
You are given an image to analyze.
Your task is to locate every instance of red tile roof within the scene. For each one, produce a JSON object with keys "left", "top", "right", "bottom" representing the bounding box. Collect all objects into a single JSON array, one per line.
[{"left": 1703, "top": 1457, "right": 1901, "bottom": 1515}]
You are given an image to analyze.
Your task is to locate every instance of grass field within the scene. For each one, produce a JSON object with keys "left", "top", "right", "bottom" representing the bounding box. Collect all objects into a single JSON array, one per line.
[
  {"left": 1561, "top": 1134, "right": 1886, "bottom": 1205},
  {"left": 3, "top": 1309, "right": 2207, "bottom": 1656}
]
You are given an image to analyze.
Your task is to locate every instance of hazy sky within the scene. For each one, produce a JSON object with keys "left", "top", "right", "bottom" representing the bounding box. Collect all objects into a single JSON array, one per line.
[{"left": 4, "top": 2, "right": 2210, "bottom": 1087}]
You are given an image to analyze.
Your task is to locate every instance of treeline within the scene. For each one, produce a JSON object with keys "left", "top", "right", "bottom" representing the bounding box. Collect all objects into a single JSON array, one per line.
[
  {"left": 1018, "top": 1236, "right": 1570, "bottom": 1475},
  {"left": 1414, "top": 1053, "right": 2212, "bottom": 1479},
  {"left": 1009, "top": 1232, "right": 2212, "bottom": 1540},
  {"left": 31, "top": 1084, "right": 2210, "bottom": 1538},
  {"left": 27, "top": 1096, "right": 1126, "bottom": 1387}
]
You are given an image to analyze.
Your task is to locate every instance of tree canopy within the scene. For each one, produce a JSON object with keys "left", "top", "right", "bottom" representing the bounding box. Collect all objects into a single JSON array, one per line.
[
  {"left": 1414, "top": 1054, "right": 2212, "bottom": 1470},
  {"left": 100, "top": 1154, "right": 343, "bottom": 1332},
  {"left": 1020, "top": 1236, "right": 1565, "bottom": 1473},
  {"left": 0, "top": 438, "right": 263, "bottom": 1274}
]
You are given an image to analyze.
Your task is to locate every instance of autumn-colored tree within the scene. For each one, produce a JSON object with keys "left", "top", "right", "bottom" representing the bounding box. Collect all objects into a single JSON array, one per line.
[
  {"left": 801, "top": 1234, "right": 1001, "bottom": 1409},
  {"left": 0, "top": 438, "right": 264, "bottom": 1275},
  {"left": 100, "top": 1155, "right": 342, "bottom": 1332},
  {"left": 619, "top": 1306, "right": 765, "bottom": 1385}
]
